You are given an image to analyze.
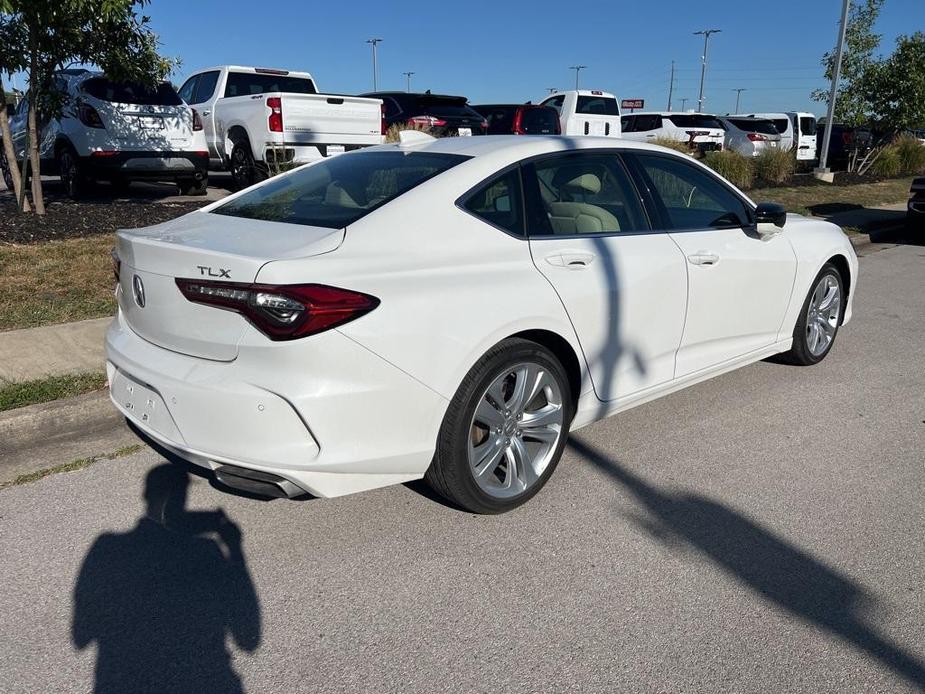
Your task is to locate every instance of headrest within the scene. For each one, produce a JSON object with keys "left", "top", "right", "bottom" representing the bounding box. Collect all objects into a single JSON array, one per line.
[
  {"left": 563, "top": 173, "right": 601, "bottom": 195},
  {"left": 324, "top": 182, "right": 361, "bottom": 208}
]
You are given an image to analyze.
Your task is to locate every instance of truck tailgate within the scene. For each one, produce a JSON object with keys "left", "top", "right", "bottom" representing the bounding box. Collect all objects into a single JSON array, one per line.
[{"left": 281, "top": 93, "right": 383, "bottom": 143}]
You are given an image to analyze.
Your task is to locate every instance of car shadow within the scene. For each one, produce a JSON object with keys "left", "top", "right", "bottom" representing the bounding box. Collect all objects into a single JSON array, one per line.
[
  {"left": 72, "top": 463, "right": 262, "bottom": 694},
  {"left": 568, "top": 437, "right": 925, "bottom": 691}
]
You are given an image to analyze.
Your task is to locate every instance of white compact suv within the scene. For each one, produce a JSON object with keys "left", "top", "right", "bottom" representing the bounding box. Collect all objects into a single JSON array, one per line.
[
  {"left": 2, "top": 69, "right": 209, "bottom": 198},
  {"left": 621, "top": 112, "right": 725, "bottom": 153},
  {"left": 720, "top": 117, "right": 783, "bottom": 157}
]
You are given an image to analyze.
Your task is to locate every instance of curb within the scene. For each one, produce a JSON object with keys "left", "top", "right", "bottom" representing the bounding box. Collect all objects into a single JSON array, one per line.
[{"left": 0, "top": 389, "right": 139, "bottom": 486}]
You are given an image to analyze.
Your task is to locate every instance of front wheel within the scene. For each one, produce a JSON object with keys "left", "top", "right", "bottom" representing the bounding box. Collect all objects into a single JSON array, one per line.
[
  {"left": 229, "top": 141, "right": 266, "bottom": 191},
  {"left": 425, "top": 338, "right": 573, "bottom": 514},
  {"left": 781, "top": 263, "right": 844, "bottom": 365}
]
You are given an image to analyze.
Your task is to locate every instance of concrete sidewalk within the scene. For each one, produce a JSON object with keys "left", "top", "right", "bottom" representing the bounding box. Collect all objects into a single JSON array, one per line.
[{"left": 0, "top": 317, "right": 109, "bottom": 383}]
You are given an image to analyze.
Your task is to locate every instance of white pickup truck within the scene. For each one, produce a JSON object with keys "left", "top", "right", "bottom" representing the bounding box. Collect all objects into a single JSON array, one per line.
[
  {"left": 537, "top": 90, "right": 622, "bottom": 138},
  {"left": 178, "top": 66, "right": 384, "bottom": 189}
]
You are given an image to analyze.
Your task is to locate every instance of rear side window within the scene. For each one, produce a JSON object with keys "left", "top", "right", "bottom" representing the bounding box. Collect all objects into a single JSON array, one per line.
[
  {"left": 772, "top": 118, "right": 790, "bottom": 134},
  {"left": 224, "top": 73, "right": 317, "bottom": 97},
  {"left": 213, "top": 151, "right": 466, "bottom": 228},
  {"left": 728, "top": 118, "right": 779, "bottom": 135},
  {"left": 193, "top": 71, "right": 220, "bottom": 103},
  {"left": 520, "top": 108, "right": 559, "bottom": 134},
  {"left": 800, "top": 117, "right": 817, "bottom": 136},
  {"left": 576, "top": 96, "right": 619, "bottom": 116},
  {"left": 462, "top": 168, "right": 524, "bottom": 236},
  {"left": 82, "top": 78, "right": 182, "bottom": 106}
]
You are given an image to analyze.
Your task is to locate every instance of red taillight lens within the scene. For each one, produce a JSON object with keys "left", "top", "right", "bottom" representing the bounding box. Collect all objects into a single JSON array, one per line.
[
  {"left": 174, "top": 279, "right": 379, "bottom": 341},
  {"left": 91, "top": 150, "right": 119, "bottom": 157},
  {"left": 78, "top": 103, "right": 105, "bottom": 129},
  {"left": 380, "top": 103, "right": 387, "bottom": 136},
  {"left": 408, "top": 115, "right": 446, "bottom": 127},
  {"left": 512, "top": 108, "right": 525, "bottom": 135},
  {"left": 747, "top": 133, "right": 769, "bottom": 142},
  {"left": 267, "top": 97, "right": 283, "bottom": 133},
  {"left": 192, "top": 108, "right": 203, "bottom": 131},
  {"left": 111, "top": 248, "right": 121, "bottom": 285}
]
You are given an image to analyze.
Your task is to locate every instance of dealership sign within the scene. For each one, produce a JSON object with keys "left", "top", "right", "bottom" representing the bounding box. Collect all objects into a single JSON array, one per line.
[{"left": 621, "top": 99, "right": 644, "bottom": 110}]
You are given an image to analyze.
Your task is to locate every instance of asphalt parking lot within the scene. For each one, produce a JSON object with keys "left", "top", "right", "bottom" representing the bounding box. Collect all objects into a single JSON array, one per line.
[{"left": 1, "top": 242, "right": 923, "bottom": 693}]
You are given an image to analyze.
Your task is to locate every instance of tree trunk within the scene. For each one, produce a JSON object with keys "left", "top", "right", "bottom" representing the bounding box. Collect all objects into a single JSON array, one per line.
[
  {"left": 0, "top": 79, "right": 32, "bottom": 212},
  {"left": 26, "top": 98, "right": 44, "bottom": 215}
]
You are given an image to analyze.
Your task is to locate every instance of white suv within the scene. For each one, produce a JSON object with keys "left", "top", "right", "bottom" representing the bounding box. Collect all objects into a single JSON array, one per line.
[
  {"left": 3, "top": 69, "right": 209, "bottom": 198},
  {"left": 621, "top": 112, "right": 725, "bottom": 153}
]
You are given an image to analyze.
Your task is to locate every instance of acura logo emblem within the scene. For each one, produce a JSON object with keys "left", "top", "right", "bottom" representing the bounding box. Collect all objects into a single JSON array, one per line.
[{"left": 132, "top": 274, "right": 146, "bottom": 308}]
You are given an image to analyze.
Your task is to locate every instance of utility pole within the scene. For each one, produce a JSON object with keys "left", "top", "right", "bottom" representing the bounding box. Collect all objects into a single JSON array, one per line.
[
  {"left": 694, "top": 29, "right": 721, "bottom": 112},
  {"left": 816, "top": 0, "right": 851, "bottom": 179},
  {"left": 569, "top": 65, "right": 587, "bottom": 90},
  {"left": 402, "top": 71, "right": 415, "bottom": 93},
  {"left": 732, "top": 88, "right": 746, "bottom": 113},
  {"left": 667, "top": 61, "right": 675, "bottom": 110},
  {"left": 366, "top": 38, "right": 383, "bottom": 91},
  {"left": 680, "top": 97, "right": 689, "bottom": 111}
]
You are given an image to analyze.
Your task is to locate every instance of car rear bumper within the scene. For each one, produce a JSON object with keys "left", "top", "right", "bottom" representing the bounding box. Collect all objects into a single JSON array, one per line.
[
  {"left": 105, "top": 310, "right": 448, "bottom": 498},
  {"left": 82, "top": 150, "right": 209, "bottom": 179}
]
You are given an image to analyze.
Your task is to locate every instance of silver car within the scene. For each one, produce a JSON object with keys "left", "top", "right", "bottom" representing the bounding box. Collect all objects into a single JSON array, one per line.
[{"left": 721, "top": 117, "right": 783, "bottom": 157}]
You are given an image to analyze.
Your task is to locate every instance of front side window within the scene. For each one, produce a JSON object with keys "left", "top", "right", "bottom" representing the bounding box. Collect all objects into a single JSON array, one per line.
[
  {"left": 213, "top": 151, "right": 466, "bottom": 228},
  {"left": 527, "top": 152, "right": 648, "bottom": 236},
  {"left": 192, "top": 71, "right": 220, "bottom": 104},
  {"left": 632, "top": 153, "right": 752, "bottom": 230},
  {"left": 178, "top": 75, "right": 198, "bottom": 104},
  {"left": 462, "top": 168, "right": 524, "bottom": 236}
]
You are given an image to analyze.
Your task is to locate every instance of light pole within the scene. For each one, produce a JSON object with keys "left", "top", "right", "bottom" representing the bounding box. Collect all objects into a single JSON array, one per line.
[
  {"left": 732, "top": 88, "right": 746, "bottom": 113},
  {"left": 402, "top": 71, "right": 415, "bottom": 93},
  {"left": 667, "top": 60, "right": 676, "bottom": 110},
  {"left": 680, "top": 97, "right": 689, "bottom": 111},
  {"left": 693, "top": 29, "right": 721, "bottom": 112},
  {"left": 816, "top": 0, "right": 852, "bottom": 179},
  {"left": 366, "top": 38, "right": 383, "bottom": 91},
  {"left": 569, "top": 65, "right": 587, "bottom": 90}
]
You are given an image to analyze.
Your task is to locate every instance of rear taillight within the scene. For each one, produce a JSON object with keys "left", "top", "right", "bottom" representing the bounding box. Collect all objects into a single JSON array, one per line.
[
  {"left": 408, "top": 116, "right": 446, "bottom": 127},
  {"left": 192, "top": 108, "right": 203, "bottom": 131},
  {"left": 111, "top": 249, "right": 121, "bottom": 285},
  {"left": 380, "top": 103, "right": 387, "bottom": 136},
  {"left": 78, "top": 103, "right": 105, "bottom": 129},
  {"left": 91, "top": 150, "right": 119, "bottom": 157},
  {"left": 175, "top": 279, "right": 379, "bottom": 341},
  {"left": 747, "top": 133, "right": 769, "bottom": 142},
  {"left": 267, "top": 97, "right": 283, "bottom": 133},
  {"left": 512, "top": 109, "right": 525, "bottom": 135}
]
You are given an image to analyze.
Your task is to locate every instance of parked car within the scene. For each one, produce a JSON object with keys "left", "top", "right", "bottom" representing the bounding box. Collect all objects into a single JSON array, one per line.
[
  {"left": 720, "top": 116, "right": 783, "bottom": 157},
  {"left": 2, "top": 69, "right": 208, "bottom": 198},
  {"left": 107, "top": 134, "right": 857, "bottom": 513},
  {"left": 743, "top": 112, "right": 794, "bottom": 151},
  {"left": 621, "top": 112, "right": 724, "bottom": 152},
  {"left": 816, "top": 123, "right": 874, "bottom": 170},
  {"left": 908, "top": 177, "right": 925, "bottom": 230},
  {"left": 179, "top": 66, "right": 384, "bottom": 190},
  {"left": 365, "top": 91, "right": 488, "bottom": 137},
  {"left": 471, "top": 104, "right": 560, "bottom": 135},
  {"left": 538, "top": 90, "right": 621, "bottom": 137},
  {"left": 787, "top": 111, "right": 818, "bottom": 163}
]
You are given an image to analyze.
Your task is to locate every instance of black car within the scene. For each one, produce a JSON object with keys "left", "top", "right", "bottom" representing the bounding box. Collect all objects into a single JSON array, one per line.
[
  {"left": 364, "top": 91, "right": 487, "bottom": 136},
  {"left": 471, "top": 104, "right": 560, "bottom": 135},
  {"left": 816, "top": 123, "right": 874, "bottom": 170},
  {"left": 908, "top": 177, "right": 925, "bottom": 231}
]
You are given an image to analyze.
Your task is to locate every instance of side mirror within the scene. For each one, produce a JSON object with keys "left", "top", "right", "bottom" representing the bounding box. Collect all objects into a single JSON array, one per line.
[{"left": 754, "top": 202, "right": 787, "bottom": 234}]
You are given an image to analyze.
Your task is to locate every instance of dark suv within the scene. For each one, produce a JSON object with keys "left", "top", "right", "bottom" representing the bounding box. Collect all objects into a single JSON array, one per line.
[
  {"left": 471, "top": 104, "right": 561, "bottom": 135},
  {"left": 816, "top": 123, "right": 874, "bottom": 170},
  {"left": 363, "top": 91, "right": 487, "bottom": 136}
]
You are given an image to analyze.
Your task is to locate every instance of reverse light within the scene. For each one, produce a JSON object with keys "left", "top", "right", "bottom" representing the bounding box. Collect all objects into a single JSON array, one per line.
[
  {"left": 174, "top": 279, "right": 379, "bottom": 341},
  {"left": 267, "top": 97, "right": 283, "bottom": 133},
  {"left": 192, "top": 108, "right": 203, "bottom": 131},
  {"left": 78, "top": 103, "right": 105, "bottom": 129}
]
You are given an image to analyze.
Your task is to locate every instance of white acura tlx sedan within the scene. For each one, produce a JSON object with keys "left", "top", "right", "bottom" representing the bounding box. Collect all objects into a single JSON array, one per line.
[{"left": 106, "top": 133, "right": 858, "bottom": 513}]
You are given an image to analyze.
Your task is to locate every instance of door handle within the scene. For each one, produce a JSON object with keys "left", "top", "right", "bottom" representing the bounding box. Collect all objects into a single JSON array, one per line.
[
  {"left": 544, "top": 252, "right": 596, "bottom": 269},
  {"left": 687, "top": 252, "right": 720, "bottom": 266}
]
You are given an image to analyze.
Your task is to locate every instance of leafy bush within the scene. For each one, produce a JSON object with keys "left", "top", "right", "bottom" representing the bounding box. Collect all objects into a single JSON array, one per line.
[
  {"left": 869, "top": 146, "right": 902, "bottom": 178},
  {"left": 894, "top": 134, "right": 925, "bottom": 175},
  {"left": 703, "top": 150, "right": 755, "bottom": 190},
  {"left": 753, "top": 148, "right": 795, "bottom": 185},
  {"left": 650, "top": 137, "right": 694, "bottom": 155}
]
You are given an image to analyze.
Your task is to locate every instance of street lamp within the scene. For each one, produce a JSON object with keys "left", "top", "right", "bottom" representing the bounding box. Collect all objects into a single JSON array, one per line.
[
  {"left": 569, "top": 65, "right": 587, "bottom": 90},
  {"left": 816, "top": 0, "right": 851, "bottom": 179},
  {"left": 402, "top": 71, "right": 415, "bottom": 93},
  {"left": 680, "top": 97, "right": 689, "bottom": 111},
  {"left": 366, "top": 38, "right": 383, "bottom": 91},
  {"left": 732, "top": 88, "right": 746, "bottom": 113},
  {"left": 693, "top": 29, "right": 721, "bottom": 113}
]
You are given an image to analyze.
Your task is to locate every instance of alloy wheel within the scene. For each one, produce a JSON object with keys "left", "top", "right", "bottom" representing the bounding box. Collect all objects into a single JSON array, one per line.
[{"left": 806, "top": 274, "right": 841, "bottom": 357}]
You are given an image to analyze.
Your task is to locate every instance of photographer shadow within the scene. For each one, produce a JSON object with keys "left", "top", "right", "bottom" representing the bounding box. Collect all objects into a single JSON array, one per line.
[{"left": 72, "top": 464, "right": 261, "bottom": 694}]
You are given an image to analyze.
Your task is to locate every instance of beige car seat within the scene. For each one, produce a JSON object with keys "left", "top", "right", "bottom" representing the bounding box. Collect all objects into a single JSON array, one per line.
[{"left": 547, "top": 174, "right": 620, "bottom": 234}]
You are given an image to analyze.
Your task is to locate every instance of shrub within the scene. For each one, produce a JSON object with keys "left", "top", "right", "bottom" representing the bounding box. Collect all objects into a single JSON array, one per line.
[
  {"left": 753, "top": 148, "right": 795, "bottom": 185},
  {"left": 869, "top": 146, "right": 902, "bottom": 178},
  {"left": 650, "top": 137, "right": 694, "bottom": 155},
  {"left": 385, "top": 122, "right": 439, "bottom": 143},
  {"left": 703, "top": 150, "right": 755, "bottom": 189},
  {"left": 894, "top": 134, "right": 925, "bottom": 175}
]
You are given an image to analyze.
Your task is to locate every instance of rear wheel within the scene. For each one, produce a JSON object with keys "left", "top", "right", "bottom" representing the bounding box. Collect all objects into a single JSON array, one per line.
[
  {"left": 229, "top": 140, "right": 266, "bottom": 191},
  {"left": 425, "top": 338, "right": 573, "bottom": 514},
  {"left": 781, "top": 263, "right": 843, "bottom": 365},
  {"left": 178, "top": 177, "right": 208, "bottom": 196},
  {"left": 57, "top": 146, "right": 89, "bottom": 199}
]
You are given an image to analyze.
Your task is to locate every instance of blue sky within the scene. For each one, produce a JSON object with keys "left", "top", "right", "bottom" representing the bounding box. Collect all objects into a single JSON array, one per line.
[{"left": 13, "top": 0, "right": 925, "bottom": 116}]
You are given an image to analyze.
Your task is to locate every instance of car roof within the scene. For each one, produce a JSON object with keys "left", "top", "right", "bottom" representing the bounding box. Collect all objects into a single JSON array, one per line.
[{"left": 194, "top": 65, "right": 314, "bottom": 79}]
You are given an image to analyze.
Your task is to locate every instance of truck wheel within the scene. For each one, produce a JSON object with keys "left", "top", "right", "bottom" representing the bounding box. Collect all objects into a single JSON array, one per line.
[
  {"left": 178, "top": 177, "right": 208, "bottom": 196},
  {"left": 230, "top": 141, "right": 267, "bottom": 191}
]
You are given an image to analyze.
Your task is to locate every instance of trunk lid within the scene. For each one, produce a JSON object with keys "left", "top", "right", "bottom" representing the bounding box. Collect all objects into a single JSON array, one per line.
[{"left": 117, "top": 211, "right": 344, "bottom": 361}]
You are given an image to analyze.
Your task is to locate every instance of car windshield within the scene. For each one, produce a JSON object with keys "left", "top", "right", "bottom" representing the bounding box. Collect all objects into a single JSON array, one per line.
[
  {"left": 668, "top": 114, "right": 723, "bottom": 129},
  {"left": 212, "top": 151, "right": 468, "bottom": 228},
  {"left": 576, "top": 96, "right": 619, "bottom": 116},
  {"left": 728, "top": 118, "right": 779, "bottom": 135},
  {"left": 82, "top": 78, "right": 182, "bottom": 106}
]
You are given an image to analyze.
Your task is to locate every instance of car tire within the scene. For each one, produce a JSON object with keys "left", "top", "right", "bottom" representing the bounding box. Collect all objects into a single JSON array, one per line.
[
  {"left": 178, "top": 177, "right": 208, "bottom": 196},
  {"left": 57, "top": 146, "right": 89, "bottom": 200},
  {"left": 0, "top": 144, "right": 14, "bottom": 191},
  {"left": 229, "top": 140, "right": 266, "bottom": 191},
  {"left": 425, "top": 338, "right": 574, "bottom": 514},
  {"left": 780, "top": 263, "right": 844, "bottom": 366},
  {"left": 110, "top": 176, "right": 131, "bottom": 196}
]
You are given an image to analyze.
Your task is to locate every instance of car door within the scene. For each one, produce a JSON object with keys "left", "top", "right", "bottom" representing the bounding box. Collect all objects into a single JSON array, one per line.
[
  {"left": 180, "top": 70, "right": 222, "bottom": 160},
  {"left": 626, "top": 152, "right": 797, "bottom": 377},
  {"left": 524, "top": 150, "right": 688, "bottom": 402}
]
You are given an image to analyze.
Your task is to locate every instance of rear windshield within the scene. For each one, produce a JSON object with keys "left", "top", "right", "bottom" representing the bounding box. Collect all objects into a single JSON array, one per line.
[
  {"left": 728, "top": 118, "right": 779, "bottom": 135},
  {"left": 82, "top": 78, "right": 182, "bottom": 106},
  {"left": 411, "top": 96, "right": 479, "bottom": 119},
  {"left": 520, "top": 107, "right": 559, "bottom": 134},
  {"left": 224, "top": 73, "right": 317, "bottom": 98},
  {"left": 576, "top": 96, "right": 619, "bottom": 116},
  {"left": 668, "top": 114, "right": 723, "bottom": 129},
  {"left": 212, "top": 151, "right": 467, "bottom": 228},
  {"left": 800, "top": 117, "right": 817, "bottom": 136}
]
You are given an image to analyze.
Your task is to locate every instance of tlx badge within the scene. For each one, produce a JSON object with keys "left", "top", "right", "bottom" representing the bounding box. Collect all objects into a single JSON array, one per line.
[{"left": 198, "top": 266, "right": 231, "bottom": 278}]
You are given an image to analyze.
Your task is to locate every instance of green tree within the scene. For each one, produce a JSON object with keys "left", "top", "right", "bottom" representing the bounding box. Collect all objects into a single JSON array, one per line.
[
  {"left": 0, "top": 5, "right": 30, "bottom": 210},
  {"left": 867, "top": 32, "right": 925, "bottom": 131},
  {"left": 0, "top": 0, "right": 175, "bottom": 215},
  {"left": 812, "top": 0, "right": 884, "bottom": 126}
]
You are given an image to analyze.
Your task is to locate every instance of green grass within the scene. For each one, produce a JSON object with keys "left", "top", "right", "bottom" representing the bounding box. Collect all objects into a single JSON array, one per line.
[
  {"left": 752, "top": 177, "right": 915, "bottom": 217},
  {"left": 0, "top": 371, "right": 107, "bottom": 412},
  {"left": 0, "top": 444, "right": 144, "bottom": 490}
]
